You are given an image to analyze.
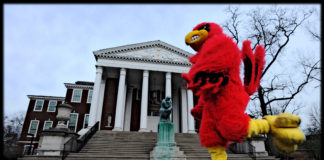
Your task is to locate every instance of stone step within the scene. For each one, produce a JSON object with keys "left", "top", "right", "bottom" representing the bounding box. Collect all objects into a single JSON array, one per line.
[
  {"left": 185, "top": 155, "right": 253, "bottom": 160},
  {"left": 254, "top": 156, "right": 279, "bottom": 160},
  {"left": 68, "top": 153, "right": 151, "bottom": 156},
  {"left": 19, "top": 155, "right": 62, "bottom": 160},
  {"left": 94, "top": 132, "right": 156, "bottom": 136},
  {"left": 65, "top": 155, "right": 149, "bottom": 160},
  {"left": 90, "top": 138, "right": 157, "bottom": 140},
  {"left": 92, "top": 137, "right": 156, "bottom": 139},
  {"left": 85, "top": 143, "right": 155, "bottom": 145},
  {"left": 91, "top": 137, "right": 156, "bottom": 139},
  {"left": 66, "top": 158, "right": 148, "bottom": 160},
  {"left": 186, "top": 158, "right": 252, "bottom": 160},
  {"left": 81, "top": 146, "right": 155, "bottom": 149},
  {"left": 92, "top": 134, "right": 157, "bottom": 137},
  {"left": 84, "top": 142, "right": 156, "bottom": 144},
  {"left": 79, "top": 150, "right": 154, "bottom": 153},
  {"left": 80, "top": 149, "right": 154, "bottom": 152},
  {"left": 90, "top": 139, "right": 156, "bottom": 141},
  {"left": 80, "top": 147, "right": 155, "bottom": 150},
  {"left": 86, "top": 141, "right": 156, "bottom": 144},
  {"left": 93, "top": 135, "right": 157, "bottom": 137},
  {"left": 81, "top": 146, "right": 156, "bottom": 149},
  {"left": 184, "top": 153, "right": 250, "bottom": 157},
  {"left": 81, "top": 146, "right": 155, "bottom": 148}
]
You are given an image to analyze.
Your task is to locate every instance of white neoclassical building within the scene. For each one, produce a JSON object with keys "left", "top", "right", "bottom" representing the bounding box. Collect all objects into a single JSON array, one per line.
[{"left": 87, "top": 40, "right": 196, "bottom": 133}]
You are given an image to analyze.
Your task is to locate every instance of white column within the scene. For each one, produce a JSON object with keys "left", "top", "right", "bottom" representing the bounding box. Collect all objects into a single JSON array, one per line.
[
  {"left": 173, "top": 88, "right": 179, "bottom": 133},
  {"left": 112, "top": 68, "right": 126, "bottom": 131},
  {"left": 181, "top": 88, "right": 188, "bottom": 133},
  {"left": 88, "top": 66, "right": 103, "bottom": 127},
  {"left": 165, "top": 72, "right": 172, "bottom": 121},
  {"left": 120, "top": 83, "right": 127, "bottom": 129},
  {"left": 139, "top": 70, "right": 149, "bottom": 132},
  {"left": 187, "top": 89, "right": 196, "bottom": 133},
  {"left": 124, "top": 86, "right": 133, "bottom": 131},
  {"left": 165, "top": 72, "right": 172, "bottom": 97},
  {"left": 96, "top": 78, "right": 106, "bottom": 129}
]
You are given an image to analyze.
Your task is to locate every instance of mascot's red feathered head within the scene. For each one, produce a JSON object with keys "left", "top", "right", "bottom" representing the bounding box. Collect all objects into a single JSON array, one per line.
[
  {"left": 183, "top": 22, "right": 241, "bottom": 95},
  {"left": 185, "top": 22, "right": 223, "bottom": 51}
]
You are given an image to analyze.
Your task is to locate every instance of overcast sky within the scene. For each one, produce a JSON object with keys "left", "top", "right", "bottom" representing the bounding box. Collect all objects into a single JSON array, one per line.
[{"left": 4, "top": 4, "right": 320, "bottom": 131}]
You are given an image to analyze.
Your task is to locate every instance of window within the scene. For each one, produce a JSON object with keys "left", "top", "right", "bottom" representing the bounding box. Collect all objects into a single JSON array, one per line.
[
  {"left": 83, "top": 114, "right": 89, "bottom": 128},
  {"left": 71, "top": 89, "right": 82, "bottom": 103},
  {"left": 23, "top": 145, "right": 34, "bottom": 155},
  {"left": 33, "top": 100, "right": 44, "bottom": 111},
  {"left": 27, "top": 120, "right": 39, "bottom": 137},
  {"left": 87, "top": 90, "right": 93, "bottom": 103},
  {"left": 67, "top": 113, "right": 78, "bottom": 132},
  {"left": 43, "top": 121, "right": 53, "bottom": 130},
  {"left": 47, "top": 100, "right": 57, "bottom": 112}
]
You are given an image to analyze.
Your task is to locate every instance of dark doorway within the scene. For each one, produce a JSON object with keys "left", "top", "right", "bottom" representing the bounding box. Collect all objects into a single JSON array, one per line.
[
  {"left": 130, "top": 88, "right": 141, "bottom": 131},
  {"left": 193, "top": 95, "right": 200, "bottom": 133},
  {"left": 101, "top": 78, "right": 119, "bottom": 130}
]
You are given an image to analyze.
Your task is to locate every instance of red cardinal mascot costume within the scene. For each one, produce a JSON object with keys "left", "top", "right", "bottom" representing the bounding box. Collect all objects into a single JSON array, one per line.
[{"left": 182, "top": 22, "right": 305, "bottom": 160}]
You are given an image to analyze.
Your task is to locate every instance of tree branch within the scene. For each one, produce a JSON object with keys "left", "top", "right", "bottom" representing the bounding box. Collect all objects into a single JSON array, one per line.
[
  {"left": 265, "top": 60, "right": 318, "bottom": 106},
  {"left": 222, "top": 6, "right": 241, "bottom": 44}
]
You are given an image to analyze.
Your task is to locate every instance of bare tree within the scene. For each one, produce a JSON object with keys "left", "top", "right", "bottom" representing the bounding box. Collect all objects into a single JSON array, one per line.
[
  {"left": 300, "top": 56, "right": 321, "bottom": 88},
  {"left": 3, "top": 111, "right": 26, "bottom": 159},
  {"left": 305, "top": 8, "right": 321, "bottom": 41},
  {"left": 306, "top": 104, "right": 321, "bottom": 135},
  {"left": 222, "top": 6, "right": 318, "bottom": 118},
  {"left": 303, "top": 8, "right": 321, "bottom": 88},
  {"left": 222, "top": 6, "right": 241, "bottom": 44},
  {"left": 307, "top": 27, "right": 321, "bottom": 41},
  {"left": 295, "top": 104, "right": 322, "bottom": 159}
]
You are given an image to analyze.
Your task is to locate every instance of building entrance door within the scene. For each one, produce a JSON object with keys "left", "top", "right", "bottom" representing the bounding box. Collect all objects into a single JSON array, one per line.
[{"left": 130, "top": 88, "right": 141, "bottom": 131}]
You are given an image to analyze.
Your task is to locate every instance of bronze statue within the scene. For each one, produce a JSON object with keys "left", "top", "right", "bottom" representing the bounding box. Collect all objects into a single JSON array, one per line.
[{"left": 159, "top": 96, "right": 172, "bottom": 122}]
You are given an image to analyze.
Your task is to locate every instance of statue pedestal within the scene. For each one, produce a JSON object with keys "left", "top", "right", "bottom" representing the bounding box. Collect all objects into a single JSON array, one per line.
[
  {"left": 250, "top": 136, "right": 268, "bottom": 157},
  {"left": 150, "top": 122, "right": 186, "bottom": 160},
  {"left": 37, "top": 128, "right": 78, "bottom": 156}
]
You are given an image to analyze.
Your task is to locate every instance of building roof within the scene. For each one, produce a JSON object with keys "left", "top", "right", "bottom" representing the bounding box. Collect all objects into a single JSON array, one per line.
[
  {"left": 64, "top": 81, "right": 94, "bottom": 90},
  {"left": 27, "top": 95, "right": 65, "bottom": 100},
  {"left": 75, "top": 81, "right": 94, "bottom": 85}
]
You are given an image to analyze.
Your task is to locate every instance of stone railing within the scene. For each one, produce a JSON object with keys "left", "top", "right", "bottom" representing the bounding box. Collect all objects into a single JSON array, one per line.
[{"left": 62, "top": 121, "right": 99, "bottom": 160}]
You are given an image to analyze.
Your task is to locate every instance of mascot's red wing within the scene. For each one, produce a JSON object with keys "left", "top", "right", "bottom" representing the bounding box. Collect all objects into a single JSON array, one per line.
[{"left": 242, "top": 40, "right": 265, "bottom": 95}]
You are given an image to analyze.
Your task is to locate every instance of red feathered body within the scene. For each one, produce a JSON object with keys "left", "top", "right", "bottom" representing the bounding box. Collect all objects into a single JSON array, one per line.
[{"left": 182, "top": 22, "right": 265, "bottom": 148}]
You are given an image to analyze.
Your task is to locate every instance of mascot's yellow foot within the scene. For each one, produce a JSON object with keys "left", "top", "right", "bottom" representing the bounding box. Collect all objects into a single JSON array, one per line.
[
  {"left": 207, "top": 146, "right": 227, "bottom": 160},
  {"left": 264, "top": 113, "right": 305, "bottom": 154},
  {"left": 247, "top": 113, "right": 305, "bottom": 154}
]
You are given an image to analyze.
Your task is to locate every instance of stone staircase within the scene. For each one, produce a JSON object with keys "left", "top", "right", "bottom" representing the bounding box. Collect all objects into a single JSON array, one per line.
[
  {"left": 65, "top": 131, "right": 157, "bottom": 159},
  {"left": 65, "top": 131, "right": 277, "bottom": 160}
]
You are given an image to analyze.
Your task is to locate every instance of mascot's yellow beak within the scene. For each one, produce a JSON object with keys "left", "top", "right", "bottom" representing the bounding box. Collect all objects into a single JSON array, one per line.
[{"left": 185, "top": 29, "right": 208, "bottom": 51}]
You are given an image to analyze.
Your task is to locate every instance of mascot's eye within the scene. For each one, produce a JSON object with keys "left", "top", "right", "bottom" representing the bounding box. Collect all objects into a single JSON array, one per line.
[{"left": 198, "top": 24, "right": 210, "bottom": 32}]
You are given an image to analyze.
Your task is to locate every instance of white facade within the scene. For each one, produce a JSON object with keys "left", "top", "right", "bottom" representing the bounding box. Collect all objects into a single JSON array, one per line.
[{"left": 88, "top": 40, "right": 196, "bottom": 133}]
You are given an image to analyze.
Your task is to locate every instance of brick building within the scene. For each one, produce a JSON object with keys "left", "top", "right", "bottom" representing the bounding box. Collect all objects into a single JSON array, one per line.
[
  {"left": 18, "top": 81, "right": 93, "bottom": 155},
  {"left": 18, "top": 40, "right": 199, "bottom": 155}
]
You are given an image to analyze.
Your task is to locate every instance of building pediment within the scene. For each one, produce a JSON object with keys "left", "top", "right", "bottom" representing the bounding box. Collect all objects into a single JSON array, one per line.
[{"left": 93, "top": 40, "right": 194, "bottom": 66}]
